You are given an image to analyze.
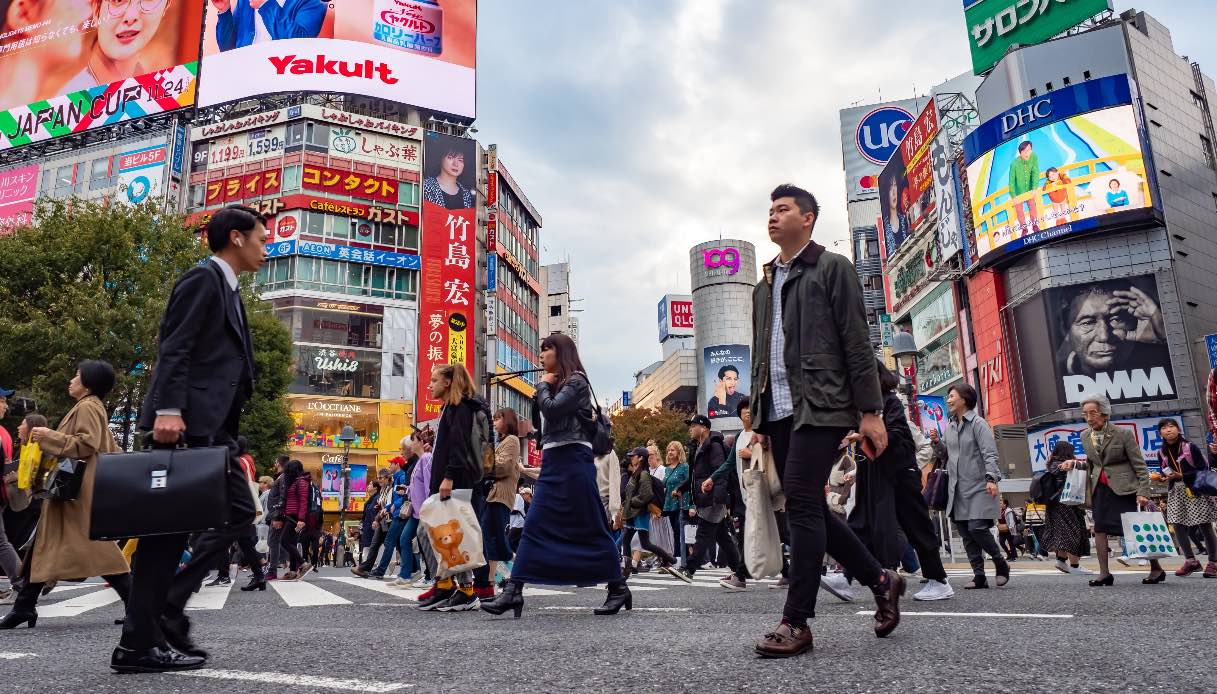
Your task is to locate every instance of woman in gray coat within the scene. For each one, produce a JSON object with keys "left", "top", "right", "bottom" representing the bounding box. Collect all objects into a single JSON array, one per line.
[{"left": 944, "top": 384, "right": 1010, "bottom": 589}]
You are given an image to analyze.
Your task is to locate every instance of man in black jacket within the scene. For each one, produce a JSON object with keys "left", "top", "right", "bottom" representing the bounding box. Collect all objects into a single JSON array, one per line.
[
  {"left": 113, "top": 205, "right": 267, "bottom": 674},
  {"left": 749, "top": 184, "right": 902, "bottom": 659},
  {"left": 683, "top": 415, "right": 747, "bottom": 589}
]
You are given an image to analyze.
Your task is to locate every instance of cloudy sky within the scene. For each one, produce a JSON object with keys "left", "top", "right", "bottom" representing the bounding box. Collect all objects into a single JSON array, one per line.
[{"left": 472, "top": 0, "right": 1217, "bottom": 399}]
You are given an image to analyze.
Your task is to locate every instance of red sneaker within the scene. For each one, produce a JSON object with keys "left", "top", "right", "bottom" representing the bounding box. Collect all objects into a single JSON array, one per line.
[
  {"left": 1175, "top": 558, "right": 1202, "bottom": 577},
  {"left": 1204, "top": 562, "right": 1217, "bottom": 579}
]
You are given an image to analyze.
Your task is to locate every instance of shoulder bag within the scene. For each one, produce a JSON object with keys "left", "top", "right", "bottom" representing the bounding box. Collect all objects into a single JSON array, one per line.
[
  {"left": 38, "top": 458, "right": 87, "bottom": 501},
  {"left": 578, "top": 373, "right": 615, "bottom": 457},
  {"left": 1186, "top": 445, "right": 1217, "bottom": 496}
]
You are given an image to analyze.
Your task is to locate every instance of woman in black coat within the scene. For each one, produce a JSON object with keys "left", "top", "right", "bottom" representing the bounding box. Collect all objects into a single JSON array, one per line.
[
  {"left": 843, "top": 361, "right": 953, "bottom": 602},
  {"left": 482, "top": 333, "right": 629, "bottom": 618}
]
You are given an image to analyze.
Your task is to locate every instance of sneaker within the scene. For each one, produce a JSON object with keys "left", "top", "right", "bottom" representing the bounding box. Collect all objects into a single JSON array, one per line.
[
  {"left": 1137, "top": 559, "right": 1149, "bottom": 567},
  {"left": 436, "top": 589, "right": 480, "bottom": 612},
  {"left": 819, "top": 573, "right": 856, "bottom": 603},
  {"left": 473, "top": 586, "right": 495, "bottom": 601},
  {"left": 1175, "top": 558, "right": 1202, "bottom": 577},
  {"left": 913, "top": 579, "right": 954, "bottom": 601},
  {"left": 204, "top": 575, "right": 231, "bottom": 587},
  {"left": 350, "top": 567, "right": 369, "bottom": 578},
  {"left": 367, "top": 572, "right": 385, "bottom": 580},
  {"left": 417, "top": 587, "right": 455, "bottom": 611},
  {"left": 387, "top": 577, "right": 412, "bottom": 588},
  {"left": 770, "top": 576, "right": 790, "bottom": 590},
  {"left": 411, "top": 577, "right": 431, "bottom": 590},
  {"left": 661, "top": 565, "right": 694, "bottom": 584},
  {"left": 382, "top": 574, "right": 400, "bottom": 582},
  {"left": 1116, "top": 556, "right": 1131, "bottom": 567},
  {"left": 1204, "top": 562, "right": 1217, "bottom": 578},
  {"left": 1055, "top": 559, "right": 1071, "bottom": 574},
  {"left": 1068, "top": 565, "right": 1095, "bottom": 576},
  {"left": 719, "top": 574, "right": 747, "bottom": 591},
  {"left": 281, "top": 571, "right": 299, "bottom": 581},
  {"left": 297, "top": 563, "right": 313, "bottom": 579}
]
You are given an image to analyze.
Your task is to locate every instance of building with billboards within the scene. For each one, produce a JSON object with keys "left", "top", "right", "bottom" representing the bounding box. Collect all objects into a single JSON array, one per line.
[
  {"left": 628, "top": 294, "right": 697, "bottom": 413},
  {"left": 486, "top": 148, "right": 543, "bottom": 421},
  {"left": 690, "top": 240, "right": 756, "bottom": 431},
  {"left": 959, "top": 10, "right": 1217, "bottom": 479}
]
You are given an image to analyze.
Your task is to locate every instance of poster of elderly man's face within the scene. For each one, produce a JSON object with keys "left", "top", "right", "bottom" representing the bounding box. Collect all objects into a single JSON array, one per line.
[{"left": 1043, "top": 275, "right": 1176, "bottom": 409}]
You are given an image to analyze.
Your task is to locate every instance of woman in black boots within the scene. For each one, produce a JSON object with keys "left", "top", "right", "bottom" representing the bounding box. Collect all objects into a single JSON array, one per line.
[{"left": 482, "top": 333, "right": 630, "bottom": 618}]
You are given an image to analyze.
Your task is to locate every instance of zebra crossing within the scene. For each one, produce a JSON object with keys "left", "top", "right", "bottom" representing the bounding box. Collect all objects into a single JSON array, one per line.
[{"left": 28, "top": 566, "right": 748, "bottom": 620}]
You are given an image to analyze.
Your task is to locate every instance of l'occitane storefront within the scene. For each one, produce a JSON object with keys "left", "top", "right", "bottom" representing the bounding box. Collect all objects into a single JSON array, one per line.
[{"left": 286, "top": 395, "right": 413, "bottom": 516}]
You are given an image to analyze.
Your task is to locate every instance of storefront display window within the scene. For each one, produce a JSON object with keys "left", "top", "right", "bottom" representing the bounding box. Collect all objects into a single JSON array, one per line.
[
  {"left": 292, "top": 345, "right": 381, "bottom": 399},
  {"left": 288, "top": 396, "right": 380, "bottom": 449}
]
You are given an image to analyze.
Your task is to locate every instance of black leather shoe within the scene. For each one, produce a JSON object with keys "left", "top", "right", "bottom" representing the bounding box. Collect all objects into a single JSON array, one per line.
[
  {"left": 594, "top": 583, "right": 632, "bottom": 615},
  {"left": 240, "top": 578, "right": 268, "bottom": 592},
  {"left": 0, "top": 610, "right": 36, "bottom": 629},
  {"left": 160, "top": 615, "right": 209, "bottom": 658},
  {"left": 110, "top": 646, "right": 205, "bottom": 674}
]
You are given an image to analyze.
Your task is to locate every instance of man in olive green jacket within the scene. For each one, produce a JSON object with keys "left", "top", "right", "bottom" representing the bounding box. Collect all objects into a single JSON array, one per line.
[{"left": 749, "top": 184, "right": 903, "bottom": 659}]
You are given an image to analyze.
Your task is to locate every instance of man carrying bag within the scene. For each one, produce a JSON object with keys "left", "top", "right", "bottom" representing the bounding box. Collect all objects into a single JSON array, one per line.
[{"left": 111, "top": 205, "right": 266, "bottom": 674}]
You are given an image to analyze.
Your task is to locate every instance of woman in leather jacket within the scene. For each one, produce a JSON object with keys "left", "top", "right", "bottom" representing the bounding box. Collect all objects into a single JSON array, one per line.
[{"left": 482, "top": 333, "right": 630, "bottom": 619}]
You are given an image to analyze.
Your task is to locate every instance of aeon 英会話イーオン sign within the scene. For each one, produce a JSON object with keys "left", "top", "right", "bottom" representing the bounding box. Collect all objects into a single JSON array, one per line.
[{"left": 703, "top": 247, "right": 740, "bottom": 275}]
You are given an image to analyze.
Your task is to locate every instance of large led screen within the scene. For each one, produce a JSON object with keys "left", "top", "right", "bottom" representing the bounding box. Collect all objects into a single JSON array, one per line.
[
  {"left": 0, "top": 0, "right": 203, "bottom": 151},
  {"left": 964, "top": 75, "right": 1156, "bottom": 267},
  {"left": 199, "top": 0, "right": 476, "bottom": 118}
]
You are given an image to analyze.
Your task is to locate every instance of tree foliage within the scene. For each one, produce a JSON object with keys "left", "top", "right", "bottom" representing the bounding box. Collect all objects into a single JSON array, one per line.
[
  {"left": 0, "top": 198, "right": 205, "bottom": 435},
  {"left": 610, "top": 405, "right": 691, "bottom": 457},
  {"left": 0, "top": 198, "right": 293, "bottom": 467},
  {"left": 242, "top": 302, "right": 294, "bottom": 476}
]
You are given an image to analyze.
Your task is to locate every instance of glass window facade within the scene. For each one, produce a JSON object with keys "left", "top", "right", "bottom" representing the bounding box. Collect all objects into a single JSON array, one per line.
[
  {"left": 292, "top": 344, "right": 382, "bottom": 399},
  {"left": 257, "top": 257, "right": 418, "bottom": 301}
]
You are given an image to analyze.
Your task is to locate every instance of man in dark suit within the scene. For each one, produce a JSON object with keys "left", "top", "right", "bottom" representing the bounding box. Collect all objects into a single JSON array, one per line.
[{"left": 111, "top": 205, "right": 267, "bottom": 674}]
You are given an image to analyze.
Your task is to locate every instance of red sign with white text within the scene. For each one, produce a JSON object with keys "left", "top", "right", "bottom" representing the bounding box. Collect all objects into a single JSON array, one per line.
[
  {"left": 302, "top": 164, "right": 398, "bottom": 205},
  {"left": 416, "top": 132, "right": 478, "bottom": 418}
]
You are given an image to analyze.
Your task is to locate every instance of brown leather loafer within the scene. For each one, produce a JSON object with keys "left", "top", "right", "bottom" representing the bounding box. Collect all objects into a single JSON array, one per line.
[
  {"left": 872, "top": 569, "right": 906, "bottom": 638},
  {"left": 755, "top": 621, "right": 814, "bottom": 658}
]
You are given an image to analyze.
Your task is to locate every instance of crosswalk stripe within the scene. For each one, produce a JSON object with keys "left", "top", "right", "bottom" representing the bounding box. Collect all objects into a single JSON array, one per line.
[
  {"left": 322, "top": 577, "right": 422, "bottom": 601},
  {"left": 186, "top": 582, "right": 234, "bottom": 611},
  {"left": 40, "top": 587, "right": 121, "bottom": 618},
  {"left": 521, "top": 587, "right": 574, "bottom": 597},
  {"left": 269, "top": 579, "right": 351, "bottom": 607},
  {"left": 174, "top": 668, "right": 411, "bottom": 692},
  {"left": 627, "top": 577, "right": 719, "bottom": 589},
  {"left": 47, "top": 583, "right": 106, "bottom": 595}
]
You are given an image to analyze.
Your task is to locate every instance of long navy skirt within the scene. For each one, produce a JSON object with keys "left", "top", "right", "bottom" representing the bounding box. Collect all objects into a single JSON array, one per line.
[{"left": 511, "top": 443, "right": 623, "bottom": 586}]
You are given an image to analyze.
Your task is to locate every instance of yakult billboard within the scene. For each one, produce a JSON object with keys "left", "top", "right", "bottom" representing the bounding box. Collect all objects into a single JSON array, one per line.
[{"left": 199, "top": 0, "right": 476, "bottom": 118}]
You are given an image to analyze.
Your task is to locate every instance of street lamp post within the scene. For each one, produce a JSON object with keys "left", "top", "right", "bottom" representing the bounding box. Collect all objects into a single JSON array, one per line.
[
  {"left": 335, "top": 424, "right": 358, "bottom": 569},
  {"left": 890, "top": 330, "right": 921, "bottom": 427}
]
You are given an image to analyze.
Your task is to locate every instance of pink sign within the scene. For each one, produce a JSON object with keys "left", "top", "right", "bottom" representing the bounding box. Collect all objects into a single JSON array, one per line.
[{"left": 0, "top": 164, "right": 38, "bottom": 232}]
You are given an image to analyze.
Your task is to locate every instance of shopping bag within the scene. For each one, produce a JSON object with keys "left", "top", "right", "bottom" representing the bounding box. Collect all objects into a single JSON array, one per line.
[
  {"left": 740, "top": 453, "right": 783, "bottom": 578},
  {"left": 1121, "top": 511, "right": 1177, "bottom": 559},
  {"left": 1058, "top": 468, "right": 1087, "bottom": 506},
  {"left": 255, "top": 523, "right": 270, "bottom": 554},
  {"left": 650, "top": 512, "right": 674, "bottom": 558},
  {"left": 750, "top": 442, "right": 786, "bottom": 512},
  {"left": 418, "top": 489, "right": 486, "bottom": 577},
  {"left": 17, "top": 441, "right": 45, "bottom": 490}
]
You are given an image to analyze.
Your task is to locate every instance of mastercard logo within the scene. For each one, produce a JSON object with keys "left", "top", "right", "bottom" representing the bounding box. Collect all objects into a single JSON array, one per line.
[{"left": 858, "top": 175, "right": 879, "bottom": 190}]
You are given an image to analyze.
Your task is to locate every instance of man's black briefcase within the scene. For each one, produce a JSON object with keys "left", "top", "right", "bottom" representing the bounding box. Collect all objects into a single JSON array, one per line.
[{"left": 90, "top": 445, "right": 232, "bottom": 541}]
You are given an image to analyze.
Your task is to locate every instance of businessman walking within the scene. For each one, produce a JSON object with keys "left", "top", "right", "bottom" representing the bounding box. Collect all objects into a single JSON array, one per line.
[{"left": 111, "top": 205, "right": 267, "bottom": 673}]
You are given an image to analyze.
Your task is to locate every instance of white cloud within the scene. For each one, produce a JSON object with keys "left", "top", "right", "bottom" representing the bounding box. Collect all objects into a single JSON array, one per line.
[{"left": 473, "top": 0, "right": 1217, "bottom": 398}]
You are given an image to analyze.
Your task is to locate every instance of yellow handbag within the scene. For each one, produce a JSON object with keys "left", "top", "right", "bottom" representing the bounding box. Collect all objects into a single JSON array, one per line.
[{"left": 17, "top": 441, "right": 48, "bottom": 490}]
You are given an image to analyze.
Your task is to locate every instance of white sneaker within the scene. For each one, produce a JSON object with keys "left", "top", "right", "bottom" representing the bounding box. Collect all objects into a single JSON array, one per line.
[
  {"left": 1116, "top": 556, "right": 1131, "bottom": 567},
  {"left": 819, "top": 573, "right": 856, "bottom": 603},
  {"left": 913, "top": 579, "right": 954, "bottom": 601},
  {"left": 387, "top": 577, "right": 411, "bottom": 588},
  {"left": 1054, "top": 559, "right": 1070, "bottom": 574},
  {"left": 411, "top": 577, "right": 431, "bottom": 589},
  {"left": 1068, "top": 565, "right": 1095, "bottom": 576},
  {"left": 1137, "top": 559, "right": 1149, "bottom": 567},
  {"left": 382, "top": 574, "right": 398, "bottom": 582}
]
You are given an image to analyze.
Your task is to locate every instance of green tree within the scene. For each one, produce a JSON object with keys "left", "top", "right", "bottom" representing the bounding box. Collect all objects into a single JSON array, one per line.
[
  {"left": 0, "top": 198, "right": 204, "bottom": 438},
  {"left": 610, "top": 405, "right": 691, "bottom": 457},
  {"left": 241, "top": 302, "right": 294, "bottom": 476}
]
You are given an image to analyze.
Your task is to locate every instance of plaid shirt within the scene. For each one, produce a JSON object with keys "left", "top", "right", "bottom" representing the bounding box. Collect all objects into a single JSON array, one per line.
[{"left": 766, "top": 250, "right": 802, "bottom": 421}]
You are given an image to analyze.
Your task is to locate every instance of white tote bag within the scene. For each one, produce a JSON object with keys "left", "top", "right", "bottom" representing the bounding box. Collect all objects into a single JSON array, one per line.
[
  {"left": 750, "top": 442, "right": 786, "bottom": 512},
  {"left": 1058, "top": 468, "right": 1088, "bottom": 506},
  {"left": 418, "top": 489, "right": 486, "bottom": 577},
  {"left": 649, "top": 512, "right": 675, "bottom": 557},
  {"left": 1122, "top": 511, "right": 1177, "bottom": 559},
  {"left": 740, "top": 453, "right": 783, "bottom": 579}
]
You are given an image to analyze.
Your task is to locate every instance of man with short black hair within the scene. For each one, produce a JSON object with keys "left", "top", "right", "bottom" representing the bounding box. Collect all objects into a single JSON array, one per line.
[
  {"left": 684, "top": 415, "right": 748, "bottom": 590},
  {"left": 114, "top": 205, "right": 268, "bottom": 673},
  {"left": 749, "top": 184, "right": 902, "bottom": 658}
]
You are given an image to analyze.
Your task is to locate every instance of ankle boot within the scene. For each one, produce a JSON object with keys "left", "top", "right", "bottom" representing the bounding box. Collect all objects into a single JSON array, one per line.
[
  {"left": 0, "top": 610, "right": 37, "bottom": 629},
  {"left": 480, "top": 580, "right": 525, "bottom": 619},
  {"left": 594, "top": 582, "right": 632, "bottom": 615}
]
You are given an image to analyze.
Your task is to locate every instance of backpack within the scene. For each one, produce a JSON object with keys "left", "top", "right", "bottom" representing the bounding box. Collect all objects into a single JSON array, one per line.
[{"left": 471, "top": 402, "right": 495, "bottom": 476}]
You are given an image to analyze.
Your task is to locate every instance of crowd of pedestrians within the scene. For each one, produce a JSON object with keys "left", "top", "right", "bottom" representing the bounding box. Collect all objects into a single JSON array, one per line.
[{"left": 0, "top": 195, "right": 1216, "bottom": 674}]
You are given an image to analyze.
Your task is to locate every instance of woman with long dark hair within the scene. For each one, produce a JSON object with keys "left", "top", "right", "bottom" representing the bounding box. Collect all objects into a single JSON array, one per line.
[
  {"left": 0, "top": 360, "right": 131, "bottom": 629},
  {"left": 483, "top": 408, "right": 522, "bottom": 586},
  {"left": 1039, "top": 441, "right": 1091, "bottom": 574},
  {"left": 272, "top": 459, "right": 312, "bottom": 581},
  {"left": 482, "top": 333, "right": 630, "bottom": 618}
]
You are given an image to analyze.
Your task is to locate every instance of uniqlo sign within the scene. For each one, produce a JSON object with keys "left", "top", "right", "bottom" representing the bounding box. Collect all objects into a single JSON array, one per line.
[{"left": 658, "top": 294, "right": 694, "bottom": 341}]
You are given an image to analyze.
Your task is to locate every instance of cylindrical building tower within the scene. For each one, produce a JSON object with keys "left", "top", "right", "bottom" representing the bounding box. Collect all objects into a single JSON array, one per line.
[{"left": 689, "top": 239, "right": 757, "bottom": 433}]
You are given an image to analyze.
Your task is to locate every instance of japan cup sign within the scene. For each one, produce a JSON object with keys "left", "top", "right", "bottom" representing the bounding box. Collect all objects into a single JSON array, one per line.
[{"left": 855, "top": 106, "right": 914, "bottom": 165}]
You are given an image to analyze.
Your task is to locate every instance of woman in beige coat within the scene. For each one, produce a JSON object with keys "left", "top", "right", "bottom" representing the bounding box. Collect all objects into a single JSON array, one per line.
[{"left": 0, "top": 361, "right": 130, "bottom": 629}]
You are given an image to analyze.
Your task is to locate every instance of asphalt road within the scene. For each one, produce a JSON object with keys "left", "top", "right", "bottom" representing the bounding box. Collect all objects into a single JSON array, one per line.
[{"left": 0, "top": 560, "right": 1211, "bottom": 693}]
